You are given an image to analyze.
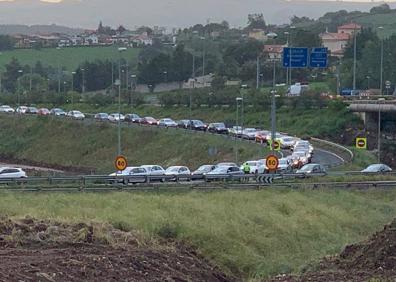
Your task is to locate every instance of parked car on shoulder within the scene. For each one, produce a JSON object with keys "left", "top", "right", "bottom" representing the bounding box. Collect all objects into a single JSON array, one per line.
[
  {"left": 361, "top": 164, "right": 392, "bottom": 173},
  {"left": 37, "top": 108, "right": 50, "bottom": 116},
  {"left": 158, "top": 118, "right": 178, "bottom": 127},
  {"left": 50, "top": 108, "right": 66, "bottom": 116},
  {"left": 296, "top": 164, "right": 326, "bottom": 177},
  {"left": 94, "top": 113, "right": 109, "bottom": 121},
  {"left": 0, "top": 105, "right": 15, "bottom": 113},
  {"left": 16, "top": 106, "right": 28, "bottom": 114},
  {"left": 124, "top": 114, "right": 141, "bottom": 123},
  {"left": 26, "top": 107, "right": 38, "bottom": 114},
  {"left": 207, "top": 123, "right": 228, "bottom": 134},
  {"left": 108, "top": 113, "right": 125, "bottom": 122},
  {"left": 67, "top": 110, "right": 85, "bottom": 120},
  {"left": 141, "top": 117, "right": 158, "bottom": 125},
  {"left": 0, "top": 167, "right": 27, "bottom": 179}
]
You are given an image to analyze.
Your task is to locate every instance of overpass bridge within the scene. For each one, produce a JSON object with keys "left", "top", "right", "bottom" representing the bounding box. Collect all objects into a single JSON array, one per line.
[{"left": 347, "top": 100, "right": 396, "bottom": 130}]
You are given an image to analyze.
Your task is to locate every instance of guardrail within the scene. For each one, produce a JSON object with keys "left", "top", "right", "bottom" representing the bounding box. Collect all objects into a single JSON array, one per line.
[
  {"left": 0, "top": 171, "right": 395, "bottom": 192},
  {"left": 310, "top": 137, "right": 354, "bottom": 165}
]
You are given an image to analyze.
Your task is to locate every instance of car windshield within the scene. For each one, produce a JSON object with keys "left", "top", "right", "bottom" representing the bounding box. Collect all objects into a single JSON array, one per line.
[
  {"left": 166, "top": 167, "right": 180, "bottom": 172},
  {"left": 365, "top": 164, "right": 383, "bottom": 172},
  {"left": 245, "top": 128, "right": 256, "bottom": 132},
  {"left": 163, "top": 119, "right": 173, "bottom": 122},
  {"left": 211, "top": 167, "right": 228, "bottom": 174},
  {"left": 131, "top": 168, "right": 146, "bottom": 174},
  {"left": 283, "top": 137, "right": 294, "bottom": 142},
  {"left": 214, "top": 123, "right": 225, "bottom": 128},
  {"left": 196, "top": 165, "right": 212, "bottom": 172},
  {"left": 193, "top": 120, "right": 204, "bottom": 125}
]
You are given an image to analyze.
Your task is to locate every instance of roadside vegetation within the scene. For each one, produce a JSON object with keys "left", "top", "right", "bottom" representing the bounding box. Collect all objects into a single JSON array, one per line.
[
  {"left": 0, "top": 46, "right": 140, "bottom": 71},
  {"left": 0, "top": 188, "right": 395, "bottom": 279},
  {"left": 0, "top": 114, "right": 266, "bottom": 173}
]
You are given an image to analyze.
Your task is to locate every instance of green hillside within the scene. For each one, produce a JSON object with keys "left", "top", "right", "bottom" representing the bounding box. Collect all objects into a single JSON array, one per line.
[{"left": 0, "top": 46, "right": 140, "bottom": 71}]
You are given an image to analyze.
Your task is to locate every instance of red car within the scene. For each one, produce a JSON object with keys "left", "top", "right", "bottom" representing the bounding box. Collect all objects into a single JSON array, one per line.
[
  {"left": 140, "top": 116, "right": 158, "bottom": 125},
  {"left": 255, "top": 130, "right": 270, "bottom": 144},
  {"left": 37, "top": 108, "right": 50, "bottom": 116}
]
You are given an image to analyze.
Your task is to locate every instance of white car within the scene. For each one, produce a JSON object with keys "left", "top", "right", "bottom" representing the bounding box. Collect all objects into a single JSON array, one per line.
[
  {"left": 206, "top": 165, "right": 243, "bottom": 181},
  {"left": 0, "top": 105, "right": 15, "bottom": 113},
  {"left": 279, "top": 136, "right": 297, "bottom": 149},
  {"left": 240, "top": 160, "right": 266, "bottom": 174},
  {"left": 67, "top": 110, "right": 85, "bottom": 120},
  {"left": 228, "top": 126, "right": 243, "bottom": 137},
  {"left": 241, "top": 128, "right": 257, "bottom": 140},
  {"left": 277, "top": 158, "right": 293, "bottom": 173},
  {"left": 16, "top": 106, "right": 28, "bottom": 114},
  {"left": 140, "top": 165, "right": 166, "bottom": 182},
  {"left": 158, "top": 118, "right": 178, "bottom": 127},
  {"left": 165, "top": 166, "right": 191, "bottom": 181},
  {"left": 108, "top": 113, "right": 125, "bottom": 122},
  {"left": 0, "top": 167, "right": 27, "bottom": 179}
]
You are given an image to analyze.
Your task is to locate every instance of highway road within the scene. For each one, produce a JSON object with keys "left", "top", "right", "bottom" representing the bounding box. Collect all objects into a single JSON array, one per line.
[{"left": 0, "top": 112, "right": 348, "bottom": 172}]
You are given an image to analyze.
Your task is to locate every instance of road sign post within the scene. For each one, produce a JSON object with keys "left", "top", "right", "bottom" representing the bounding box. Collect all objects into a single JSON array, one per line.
[
  {"left": 115, "top": 155, "right": 128, "bottom": 171},
  {"left": 266, "top": 155, "right": 279, "bottom": 172},
  {"left": 309, "top": 47, "right": 328, "bottom": 68},
  {"left": 356, "top": 138, "right": 367, "bottom": 150},
  {"left": 283, "top": 48, "right": 308, "bottom": 68}
]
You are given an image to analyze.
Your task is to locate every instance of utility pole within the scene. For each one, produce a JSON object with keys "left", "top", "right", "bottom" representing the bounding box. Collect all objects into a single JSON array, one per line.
[
  {"left": 378, "top": 26, "right": 384, "bottom": 95},
  {"left": 353, "top": 27, "right": 357, "bottom": 92},
  {"left": 256, "top": 56, "right": 260, "bottom": 89}
]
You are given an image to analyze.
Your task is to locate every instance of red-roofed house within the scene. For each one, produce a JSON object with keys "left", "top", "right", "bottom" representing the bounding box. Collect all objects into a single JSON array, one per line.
[
  {"left": 338, "top": 23, "right": 362, "bottom": 36},
  {"left": 263, "top": 45, "right": 285, "bottom": 60},
  {"left": 320, "top": 23, "right": 361, "bottom": 57}
]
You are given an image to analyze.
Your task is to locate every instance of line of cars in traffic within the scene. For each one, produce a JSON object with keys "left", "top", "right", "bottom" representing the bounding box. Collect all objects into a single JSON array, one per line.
[{"left": 0, "top": 105, "right": 85, "bottom": 119}]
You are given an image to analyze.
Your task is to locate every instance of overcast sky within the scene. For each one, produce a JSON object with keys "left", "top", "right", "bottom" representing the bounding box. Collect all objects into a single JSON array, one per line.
[{"left": 0, "top": 0, "right": 396, "bottom": 29}]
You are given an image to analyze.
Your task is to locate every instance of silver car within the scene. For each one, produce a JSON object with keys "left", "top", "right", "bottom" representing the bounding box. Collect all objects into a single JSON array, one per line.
[
  {"left": 165, "top": 166, "right": 191, "bottom": 181},
  {"left": 361, "top": 164, "right": 392, "bottom": 173},
  {"left": 140, "top": 165, "right": 166, "bottom": 182},
  {"left": 0, "top": 167, "right": 27, "bottom": 179},
  {"left": 158, "top": 118, "right": 178, "bottom": 127}
]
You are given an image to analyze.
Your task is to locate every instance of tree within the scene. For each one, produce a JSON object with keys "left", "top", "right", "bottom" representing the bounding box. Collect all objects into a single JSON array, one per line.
[
  {"left": 2, "top": 57, "right": 23, "bottom": 92},
  {"left": 370, "top": 4, "right": 391, "bottom": 14},
  {"left": 0, "top": 35, "right": 14, "bottom": 51},
  {"left": 292, "top": 30, "right": 321, "bottom": 48},
  {"left": 247, "top": 14, "right": 266, "bottom": 30},
  {"left": 117, "top": 25, "right": 127, "bottom": 34}
]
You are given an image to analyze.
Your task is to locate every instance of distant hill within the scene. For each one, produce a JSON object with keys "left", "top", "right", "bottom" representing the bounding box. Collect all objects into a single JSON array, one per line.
[{"left": 0, "top": 24, "right": 85, "bottom": 36}]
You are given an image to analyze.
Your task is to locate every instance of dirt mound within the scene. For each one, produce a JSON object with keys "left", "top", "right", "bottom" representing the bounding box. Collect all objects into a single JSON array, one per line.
[
  {"left": 0, "top": 217, "right": 233, "bottom": 282},
  {"left": 269, "top": 219, "right": 396, "bottom": 282}
]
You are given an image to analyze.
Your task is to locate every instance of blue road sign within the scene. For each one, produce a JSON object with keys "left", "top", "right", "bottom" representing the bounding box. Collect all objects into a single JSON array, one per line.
[
  {"left": 310, "top": 47, "right": 328, "bottom": 68},
  {"left": 283, "top": 47, "right": 309, "bottom": 68}
]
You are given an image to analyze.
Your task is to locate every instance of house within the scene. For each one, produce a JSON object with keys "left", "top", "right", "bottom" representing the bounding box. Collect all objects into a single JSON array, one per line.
[
  {"left": 337, "top": 23, "right": 362, "bottom": 36},
  {"left": 248, "top": 29, "right": 267, "bottom": 41},
  {"left": 183, "top": 74, "right": 214, "bottom": 89},
  {"left": 320, "top": 23, "right": 361, "bottom": 57},
  {"left": 83, "top": 33, "right": 99, "bottom": 45},
  {"left": 320, "top": 32, "right": 350, "bottom": 57},
  {"left": 263, "top": 45, "right": 285, "bottom": 60}
]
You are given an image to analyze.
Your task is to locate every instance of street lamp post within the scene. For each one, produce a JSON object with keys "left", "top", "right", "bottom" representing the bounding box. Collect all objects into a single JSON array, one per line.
[
  {"left": 267, "top": 32, "right": 279, "bottom": 152},
  {"left": 200, "top": 36, "right": 206, "bottom": 76},
  {"left": 81, "top": 68, "right": 85, "bottom": 93},
  {"left": 378, "top": 26, "right": 384, "bottom": 95},
  {"left": 17, "top": 69, "right": 23, "bottom": 106},
  {"left": 130, "top": 74, "right": 136, "bottom": 107},
  {"left": 235, "top": 97, "right": 243, "bottom": 164},
  {"left": 366, "top": 75, "right": 370, "bottom": 90},
  {"left": 353, "top": 26, "right": 358, "bottom": 92},
  {"left": 117, "top": 47, "right": 127, "bottom": 156},
  {"left": 240, "top": 85, "right": 247, "bottom": 135},
  {"left": 377, "top": 98, "right": 385, "bottom": 163},
  {"left": 71, "top": 71, "right": 76, "bottom": 108}
]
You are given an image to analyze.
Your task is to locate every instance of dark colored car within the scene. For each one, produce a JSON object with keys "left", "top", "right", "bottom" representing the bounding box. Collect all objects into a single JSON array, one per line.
[
  {"left": 50, "top": 108, "right": 66, "bottom": 116},
  {"left": 188, "top": 120, "right": 207, "bottom": 131},
  {"left": 140, "top": 117, "right": 158, "bottom": 125},
  {"left": 207, "top": 123, "right": 228, "bottom": 134},
  {"left": 26, "top": 107, "right": 38, "bottom": 114},
  {"left": 125, "top": 113, "right": 142, "bottom": 123},
  {"left": 177, "top": 119, "right": 190, "bottom": 129},
  {"left": 191, "top": 165, "right": 216, "bottom": 180},
  {"left": 94, "top": 113, "right": 109, "bottom": 121}
]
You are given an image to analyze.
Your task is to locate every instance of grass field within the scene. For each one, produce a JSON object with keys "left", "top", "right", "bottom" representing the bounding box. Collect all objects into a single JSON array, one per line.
[
  {"left": 0, "top": 114, "right": 266, "bottom": 173},
  {"left": 0, "top": 46, "right": 141, "bottom": 71},
  {"left": 0, "top": 188, "right": 394, "bottom": 280}
]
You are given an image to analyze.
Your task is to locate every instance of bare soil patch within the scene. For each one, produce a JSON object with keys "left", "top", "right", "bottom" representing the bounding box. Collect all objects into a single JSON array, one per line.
[{"left": 0, "top": 217, "right": 233, "bottom": 282}]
